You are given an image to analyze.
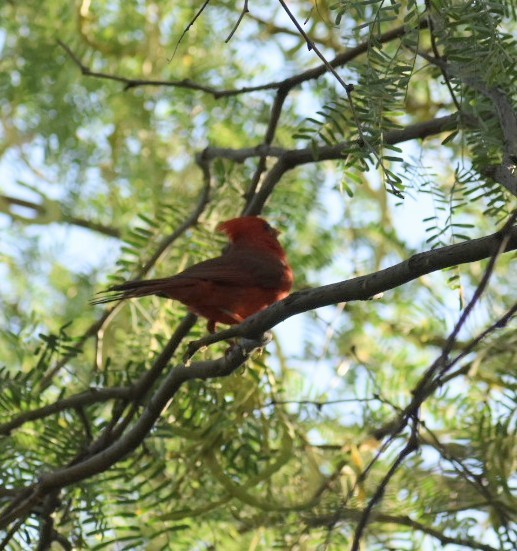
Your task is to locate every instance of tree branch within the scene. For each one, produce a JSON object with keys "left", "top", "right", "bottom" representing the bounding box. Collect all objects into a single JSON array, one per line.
[
  {"left": 245, "top": 115, "right": 460, "bottom": 214},
  {"left": 198, "top": 114, "right": 459, "bottom": 218},
  {"left": 189, "top": 223, "right": 517, "bottom": 353},
  {"left": 58, "top": 21, "right": 427, "bottom": 98},
  {"left": 0, "top": 387, "right": 131, "bottom": 435},
  {"left": 0, "top": 334, "right": 269, "bottom": 529},
  {"left": 225, "top": 0, "right": 249, "bottom": 43},
  {"left": 0, "top": 194, "right": 120, "bottom": 238},
  {"left": 415, "top": 51, "right": 517, "bottom": 196},
  {"left": 277, "top": 0, "right": 353, "bottom": 93},
  {"left": 372, "top": 300, "right": 517, "bottom": 438},
  {"left": 305, "top": 510, "right": 498, "bottom": 551},
  {"left": 348, "top": 217, "right": 517, "bottom": 548},
  {"left": 201, "top": 113, "right": 455, "bottom": 164},
  {"left": 39, "top": 173, "right": 211, "bottom": 389}
]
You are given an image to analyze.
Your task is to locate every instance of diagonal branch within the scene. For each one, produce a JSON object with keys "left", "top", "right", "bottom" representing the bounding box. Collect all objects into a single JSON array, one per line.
[
  {"left": 277, "top": 0, "right": 353, "bottom": 93},
  {"left": 189, "top": 222, "right": 517, "bottom": 353},
  {"left": 39, "top": 171, "right": 211, "bottom": 389},
  {"left": 0, "top": 334, "right": 269, "bottom": 530},
  {"left": 169, "top": 0, "right": 211, "bottom": 61},
  {"left": 350, "top": 423, "right": 419, "bottom": 551},
  {"left": 349, "top": 216, "right": 517, "bottom": 548},
  {"left": 225, "top": 0, "right": 249, "bottom": 43},
  {"left": 2, "top": 224, "right": 514, "bottom": 532}
]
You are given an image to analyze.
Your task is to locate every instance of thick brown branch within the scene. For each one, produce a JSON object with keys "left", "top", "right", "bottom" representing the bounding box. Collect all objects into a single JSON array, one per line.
[
  {"left": 0, "top": 335, "right": 268, "bottom": 529},
  {"left": 202, "top": 114, "right": 458, "bottom": 214},
  {"left": 248, "top": 115, "right": 459, "bottom": 213},
  {"left": 198, "top": 115, "right": 458, "bottom": 215},
  {"left": 189, "top": 224, "right": 517, "bottom": 352}
]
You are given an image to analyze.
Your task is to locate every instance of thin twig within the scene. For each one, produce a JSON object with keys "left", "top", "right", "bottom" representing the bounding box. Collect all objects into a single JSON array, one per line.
[
  {"left": 276, "top": 0, "right": 352, "bottom": 91},
  {"left": 170, "top": 0, "right": 211, "bottom": 62},
  {"left": 57, "top": 38, "right": 219, "bottom": 94},
  {"left": 350, "top": 422, "right": 419, "bottom": 551},
  {"left": 276, "top": 0, "right": 405, "bottom": 196},
  {"left": 225, "top": 0, "right": 249, "bottom": 43},
  {"left": 267, "top": 397, "right": 377, "bottom": 408},
  {"left": 0, "top": 193, "right": 120, "bottom": 238},
  {"left": 424, "top": 0, "right": 462, "bottom": 112}
]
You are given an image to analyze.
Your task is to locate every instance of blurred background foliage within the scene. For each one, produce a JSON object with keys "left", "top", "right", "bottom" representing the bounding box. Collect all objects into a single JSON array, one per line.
[{"left": 0, "top": 0, "right": 516, "bottom": 549}]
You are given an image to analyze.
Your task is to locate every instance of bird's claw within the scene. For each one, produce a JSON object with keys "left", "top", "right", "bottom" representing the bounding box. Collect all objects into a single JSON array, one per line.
[
  {"left": 184, "top": 341, "right": 206, "bottom": 362},
  {"left": 184, "top": 331, "right": 273, "bottom": 363}
]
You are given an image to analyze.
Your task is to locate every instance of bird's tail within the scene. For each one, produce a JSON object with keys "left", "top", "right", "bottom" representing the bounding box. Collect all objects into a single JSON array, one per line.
[{"left": 91, "top": 277, "right": 177, "bottom": 305}]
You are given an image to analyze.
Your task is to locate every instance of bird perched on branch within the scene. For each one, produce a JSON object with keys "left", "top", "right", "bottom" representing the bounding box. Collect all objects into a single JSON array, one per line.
[{"left": 93, "top": 216, "right": 293, "bottom": 333}]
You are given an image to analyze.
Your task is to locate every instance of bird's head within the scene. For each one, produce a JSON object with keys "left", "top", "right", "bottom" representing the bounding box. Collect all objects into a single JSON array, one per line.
[{"left": 217, "top": 216, "right": 286, "bottom": 256}]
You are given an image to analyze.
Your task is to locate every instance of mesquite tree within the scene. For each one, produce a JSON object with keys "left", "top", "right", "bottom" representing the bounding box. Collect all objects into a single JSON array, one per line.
[{"left": 0, "top": 1, "right": 516, "bottom": 550}]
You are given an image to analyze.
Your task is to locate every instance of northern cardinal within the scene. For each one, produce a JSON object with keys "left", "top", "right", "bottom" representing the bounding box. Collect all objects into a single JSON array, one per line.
[{"left": 93, "top": 216, "right": 293, "bottom": 332}]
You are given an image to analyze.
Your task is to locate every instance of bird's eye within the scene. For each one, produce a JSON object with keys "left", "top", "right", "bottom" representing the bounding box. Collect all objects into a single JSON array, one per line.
[{"left": 263, "top": 221, "right": 280, "bottom": 236}]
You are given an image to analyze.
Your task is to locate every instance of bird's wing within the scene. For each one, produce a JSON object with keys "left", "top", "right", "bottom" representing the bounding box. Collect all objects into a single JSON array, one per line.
[
  {"left": 92, "top": 246, "right": 291, "bottom": 306},
  {"left": 176, "top": 248, "right": 288, "bottom": 289}
]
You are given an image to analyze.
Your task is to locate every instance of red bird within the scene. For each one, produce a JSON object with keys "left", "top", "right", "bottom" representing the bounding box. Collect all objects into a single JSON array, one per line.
[{"left": 93, "top": 216, "right": 293, "bottom": 332}]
